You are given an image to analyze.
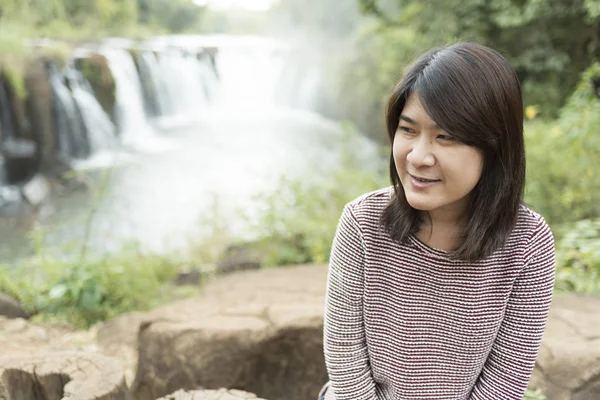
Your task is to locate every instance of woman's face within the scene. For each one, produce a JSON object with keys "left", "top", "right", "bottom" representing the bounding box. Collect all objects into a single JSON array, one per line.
[{"left": 393, "top": 93, "right": 484, "bottom": 220}]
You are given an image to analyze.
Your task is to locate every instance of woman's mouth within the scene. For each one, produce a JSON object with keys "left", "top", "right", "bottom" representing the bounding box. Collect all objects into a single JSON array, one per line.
[{"left": 409, "top": 174, "right": 440, "bottom": 188}]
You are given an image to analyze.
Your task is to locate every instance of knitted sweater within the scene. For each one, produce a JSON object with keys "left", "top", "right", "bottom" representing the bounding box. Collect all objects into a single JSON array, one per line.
[{"left": 323, "top": 187, "right": 555, "bottom": 400}]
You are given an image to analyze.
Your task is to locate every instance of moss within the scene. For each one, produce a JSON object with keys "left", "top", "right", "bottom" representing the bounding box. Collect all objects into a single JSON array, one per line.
[
  {"left": 39, "top": 43, "right": 73, "bottom": 69},
  {"left": 79, "top": 54, "right": 116, "bottom": 117},
  {"left": 0, "top": 33, "right": 30, "bottom": 100}
]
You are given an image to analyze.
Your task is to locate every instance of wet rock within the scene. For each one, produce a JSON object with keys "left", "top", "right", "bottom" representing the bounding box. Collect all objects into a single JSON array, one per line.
[
  {"left": 25, "top": 57, "right": 58, "bottom": 172},
  {"left": 0, "top": 292, "right": 28, "bottom": 319},
  {"left": 21, "top": 174, "right": 50, "bottom": 206},
  {"left": 2, "top": 137, "right": 37, "bottom": 184}
]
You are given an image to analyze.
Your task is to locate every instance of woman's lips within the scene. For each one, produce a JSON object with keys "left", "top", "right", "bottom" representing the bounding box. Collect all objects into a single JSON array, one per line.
[{"left": 409, "top": 174, "right": 440, "bottom": 188}]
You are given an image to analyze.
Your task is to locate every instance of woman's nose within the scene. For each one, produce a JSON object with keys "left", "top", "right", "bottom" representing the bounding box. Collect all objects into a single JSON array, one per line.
[{"left": 407, "top": 137, "right": 436, "bottom": 167}]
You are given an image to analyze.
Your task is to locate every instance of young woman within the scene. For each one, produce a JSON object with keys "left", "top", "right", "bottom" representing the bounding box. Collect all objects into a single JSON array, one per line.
[{"left": 320, "top": 43, "right": 556, "bottom": 400}]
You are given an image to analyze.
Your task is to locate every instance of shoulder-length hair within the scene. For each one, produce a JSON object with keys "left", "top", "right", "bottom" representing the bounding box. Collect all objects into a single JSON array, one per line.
[{"left": 381, "top": 42, "right": 525, "bottom": 261}]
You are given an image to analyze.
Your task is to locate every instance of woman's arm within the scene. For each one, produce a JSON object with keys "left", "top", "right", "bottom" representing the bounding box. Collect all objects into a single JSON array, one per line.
[
  {"left": 469, "top": 219, "right": 556, "bottom": 400},
  {"left": 323, "top": 204, "right": 379, "bottom": 400}
]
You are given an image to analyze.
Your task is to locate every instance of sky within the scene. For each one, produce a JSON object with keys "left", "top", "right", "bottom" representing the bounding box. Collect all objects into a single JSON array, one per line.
[{"left": 193, "top": 0, "right": 275, "bottom": 11}]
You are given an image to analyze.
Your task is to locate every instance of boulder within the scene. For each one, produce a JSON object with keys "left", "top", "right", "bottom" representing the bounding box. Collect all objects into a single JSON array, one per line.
[
  {"left": 24, "top": 58, "right": 58, "bottom": 173},
  {"left": 0, "top": 292, "right": 27, "bottom": 319},
  {"left": 98, "top": 263, "right": 600, "bottom": 400},
  {"left": 0, "top": 352, "right": 128, "bottom": 399},
  {"left": 112, "top": 264, "right": 329, "bottom": 400},
  {"left": 215, "top": 244, "right": 262, "bottom": 275},
  {"left": 157, "top": 389, "right": 267, "bottom": 399},
  {"left": 174, "top": 268, "right": 202, "bottom": 286},
  {"left": 529, "top": 294, "right": 600, "bottom": 400}
]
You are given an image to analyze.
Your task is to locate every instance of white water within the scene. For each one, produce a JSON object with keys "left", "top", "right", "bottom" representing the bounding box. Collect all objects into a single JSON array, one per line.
[
  {"left": 70, "top": 81, "right": 117, "bottom": 152},
  {"left": 101, "top": 47, "right": 160, "bottom": 151}
]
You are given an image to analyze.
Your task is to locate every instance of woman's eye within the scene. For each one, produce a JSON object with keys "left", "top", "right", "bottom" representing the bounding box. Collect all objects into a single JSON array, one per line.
[
  {"left": 438, "top": 134, "right": 455, "bottom": 141},
  {"left": 399, "top": 126, "right": 415, "bottom": 134}
]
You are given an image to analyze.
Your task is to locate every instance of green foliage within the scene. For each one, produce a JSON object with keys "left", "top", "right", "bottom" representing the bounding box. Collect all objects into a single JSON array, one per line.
[
  {"left": 523, "top": 388, "right": 547, "bottom": 400},
  {"left": 524, "top": 64, "right": 600, "bottom": 224},
  {"left": 358, "top": 0, "right": 600, "bottom": 116},
  {"left": 0, "top": 0, "right": 205, "bottom": 41},
  {"left": 0, "top": 243, "right": 180, "bottom": 328},
  {"left": 554, "top": 219, "right": 600, "bottom": 293},
  {"left": 250, "top": 123, "right": 388, "bottom": 266}
]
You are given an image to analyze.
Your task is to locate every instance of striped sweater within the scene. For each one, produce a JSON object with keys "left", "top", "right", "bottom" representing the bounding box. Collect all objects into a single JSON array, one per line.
[{"left": 323, "top": 187, "right": 555, "bottom": 400}]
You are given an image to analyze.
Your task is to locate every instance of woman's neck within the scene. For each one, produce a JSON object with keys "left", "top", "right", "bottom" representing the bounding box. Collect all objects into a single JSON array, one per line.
[{"left": 417, "top": 211, "right": 466, "bottom": 251}]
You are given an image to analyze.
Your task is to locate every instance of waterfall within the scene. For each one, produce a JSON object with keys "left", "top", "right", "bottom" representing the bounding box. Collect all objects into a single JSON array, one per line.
[
  {"left": 137, "top": 51, "right": 173, "bottom": 117},
  {"left": 213, "top": 44, "right": 286, "bottom": 109},
  {"left": 101, "top": 47, "right": 155, "bottom": 149},
  {"left": 157, "top": 49, "right": 209, "bottom": 119},
  {"left": 198, "top": 53, "right": 219, "bottom": 103},
  {"left": 47, "top": 63, "right": 89, "bottom": 160},
  {"left": 66, "top": 67, "right": 117, "bottom": 152}
]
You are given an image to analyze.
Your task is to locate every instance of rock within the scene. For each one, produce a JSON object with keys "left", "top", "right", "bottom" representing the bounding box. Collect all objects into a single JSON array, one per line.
[
  {"left": 215, "top": 244, "right": 262, "bottom": 275},
  {"left": 125, "top": 264, "right": 329, "bottom": 400},
  {"left": 24, "top": 57, "right": 59, "bottom": 173},
  {"left": 99, "top": 263, "right": 600, "bottom": 400},
  {"left": 157, "top": 389, "right": 268, "bottom": 400},
  {"left": 174, "top": 268, "right": 202, "bottom": 286},
  {"left": 0, "top": 352, "right": 128, "bottom": 400},
  {"left": 529, "top": 294, "right": 600, "bottom": 400},
  {"left": 0, "top": 292, "right": 28, "bottom": 319},
  {"left": 21, "top": 174, "right": 50, "bottom": 206}
]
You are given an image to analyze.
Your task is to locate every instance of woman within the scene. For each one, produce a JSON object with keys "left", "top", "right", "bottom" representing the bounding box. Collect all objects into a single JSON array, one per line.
[{"left": 320, "top": 43, "right": 556, "bottom": 400}]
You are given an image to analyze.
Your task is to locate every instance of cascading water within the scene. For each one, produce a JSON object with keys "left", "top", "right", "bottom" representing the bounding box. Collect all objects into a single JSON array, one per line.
[
  {"left": 137, "top": 50, "right": 173, "bottom": 117},
  {"left": 213, "top": 43, "right": 287, "bottom": 110},
  {"left": 101, "top": 47, "right": 156, "bottom": 149},
  {"left": 47, "top": 62, "right": 89, "bottom": 160},
  {"left": 157, "top": 49, "right": 209, "bottom": 120},
  {"left": 66, "top": 68, "right": 117, "bottom": 153},
  {"left": 198, "top": 53, "right": 219, "bottom": 103}
]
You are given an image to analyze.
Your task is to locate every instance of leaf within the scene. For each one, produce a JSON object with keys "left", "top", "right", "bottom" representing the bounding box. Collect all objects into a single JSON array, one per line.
[{"left": 48, "top": 284, "right": 68, "bottom": 300}]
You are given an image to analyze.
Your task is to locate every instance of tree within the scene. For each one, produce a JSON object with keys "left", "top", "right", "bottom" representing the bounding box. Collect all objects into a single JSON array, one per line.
[{"left": 357, "top": 0, "right": 600, "bottom": 115}]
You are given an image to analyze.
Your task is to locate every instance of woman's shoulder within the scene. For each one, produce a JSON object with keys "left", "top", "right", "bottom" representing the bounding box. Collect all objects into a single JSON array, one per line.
[
  {"left": 513, "top": 204, "right": 554, "bottom": 246},
  {"left": 345, "top": 186, "right": 393, "bottom": 217}
]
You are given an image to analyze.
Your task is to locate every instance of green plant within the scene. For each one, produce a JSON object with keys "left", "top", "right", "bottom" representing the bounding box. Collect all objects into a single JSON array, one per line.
[
  {"left": 525, "top": 64, "right": 600, "bottom": 224},
  {"left": 0, "top": 243, "right": 181, "bottom": 328},
  {"left": 554, "top": 219, "right": 600, "bottom": 293},
  {"left": 523, "top": 388, "right": 547, "bottom": 400}
]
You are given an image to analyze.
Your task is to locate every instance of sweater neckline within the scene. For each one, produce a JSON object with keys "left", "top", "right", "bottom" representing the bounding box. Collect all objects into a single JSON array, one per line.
[{"left": 408, "top": 233, "right": 452, "bottom": 258}]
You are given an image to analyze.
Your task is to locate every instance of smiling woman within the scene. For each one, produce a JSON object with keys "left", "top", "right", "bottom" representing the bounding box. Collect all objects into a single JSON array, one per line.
[{"left": 320, "top": 42, "right": 556, "bottom": 400}]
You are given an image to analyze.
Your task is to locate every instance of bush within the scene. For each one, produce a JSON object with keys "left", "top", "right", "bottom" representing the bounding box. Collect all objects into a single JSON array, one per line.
[
  {"left": 554, "top": 219, "right": 600, "bottom": 293},
  {"left": 0, "top": 242, "right": 180, "bottom": 328},
  {"left": 524, "top": 63, "right": 600, "bottom": 224}
]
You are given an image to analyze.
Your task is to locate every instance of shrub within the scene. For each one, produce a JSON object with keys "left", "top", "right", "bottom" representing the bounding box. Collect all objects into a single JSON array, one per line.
[
  {"left": 0, "top": 242, "right": 180, "bottom": 328},
  {"left": 554, "top": 219, "right": 600, "bottom": 293}
]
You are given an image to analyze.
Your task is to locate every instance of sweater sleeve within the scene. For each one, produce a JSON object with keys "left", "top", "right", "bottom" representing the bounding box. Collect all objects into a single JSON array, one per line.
[
  {"left": 469, "top": 218, "right": 556, "bottom": 400},
  {"left": 323, "top": 204, "right": 379, "bottom": 400}
]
